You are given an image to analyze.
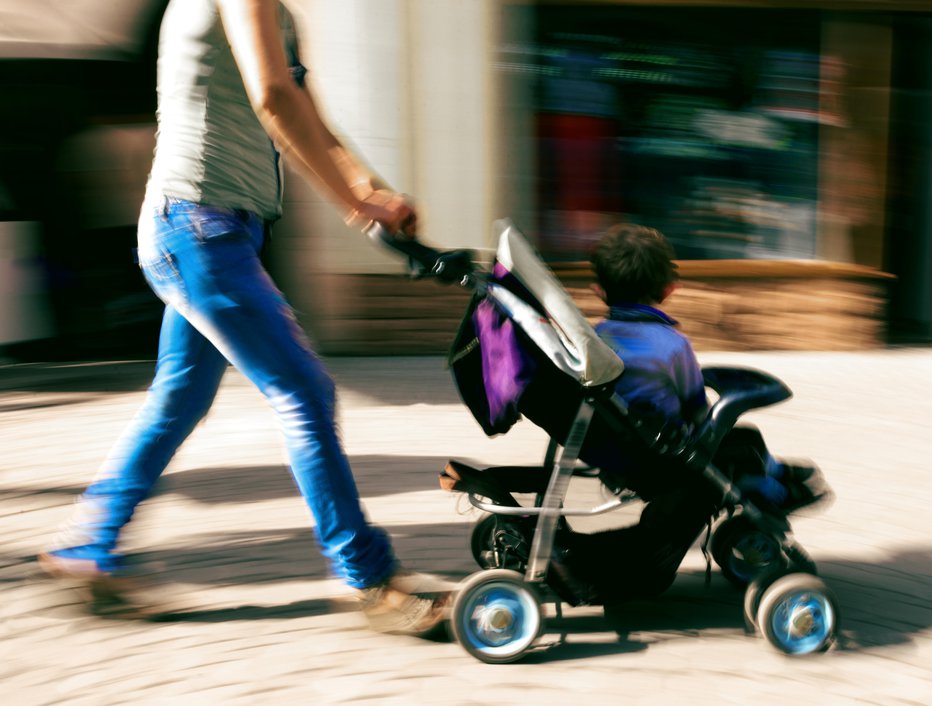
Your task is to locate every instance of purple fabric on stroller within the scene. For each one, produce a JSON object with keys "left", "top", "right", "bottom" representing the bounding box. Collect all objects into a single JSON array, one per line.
[
  {"left": 473, "top": 296, "right": 538, "bottom": 431},
  {"left": 448, "top": 262, "right": 544, "bottom": 436}
]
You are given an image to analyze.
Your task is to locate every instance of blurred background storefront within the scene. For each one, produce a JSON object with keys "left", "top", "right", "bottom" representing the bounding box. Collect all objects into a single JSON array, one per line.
[
  {"left": 496, "top": 0, "right": 903, "bottom": 351},
  {"left": 2, "top": 0, "right": 932, "bottom": 359},
  {"left": 299, "top": 0, "right": 932, "bottom": 353}
]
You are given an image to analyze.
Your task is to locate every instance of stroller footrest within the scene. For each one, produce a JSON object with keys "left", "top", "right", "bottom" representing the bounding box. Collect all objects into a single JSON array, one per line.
[
  {"left": 482, "top": 465, "right": 552, "bottom": 494},
  {"left": 440, "top": 461, "right": 522, "bottom": 507},
  {"left": 441, "top": 460, "right": 601, "bottom": 497}
]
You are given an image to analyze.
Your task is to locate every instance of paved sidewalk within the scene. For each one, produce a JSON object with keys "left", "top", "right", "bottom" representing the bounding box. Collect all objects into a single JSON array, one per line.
[{"left": 1, "top": 349, "right": 931, "bottom": 705}]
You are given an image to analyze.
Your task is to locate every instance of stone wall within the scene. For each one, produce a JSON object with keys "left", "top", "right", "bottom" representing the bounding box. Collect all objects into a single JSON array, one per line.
[
  {"left": 309, "top": 262, "right": 891, "bottom": 355},
  {"left": 307, "top": 273, "right": 473, "bottom": 356},
  {"left": 560, "top": 261, "right": 892, "bottom": 352}
]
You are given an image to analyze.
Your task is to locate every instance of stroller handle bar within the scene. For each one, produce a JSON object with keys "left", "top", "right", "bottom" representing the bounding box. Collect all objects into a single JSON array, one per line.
[{"left": 364, "top": 221, "right": 479, "bottom": 288}]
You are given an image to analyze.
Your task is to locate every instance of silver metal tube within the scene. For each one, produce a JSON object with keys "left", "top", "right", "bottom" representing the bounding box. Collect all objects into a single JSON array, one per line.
[
  {"left": 525, "top": 400, "right": 595, "bottom": 582},
  {"left": 468, "top": 494, "right": 630, "bottom": 517}
]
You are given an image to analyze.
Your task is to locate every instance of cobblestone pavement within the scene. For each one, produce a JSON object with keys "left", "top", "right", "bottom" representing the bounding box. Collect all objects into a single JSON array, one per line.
[{"left": 2, "top": 349, "right": 931, "bottom": 705}]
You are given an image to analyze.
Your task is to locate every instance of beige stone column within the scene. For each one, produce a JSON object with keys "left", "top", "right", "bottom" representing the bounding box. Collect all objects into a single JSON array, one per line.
[
  {"left": 279, "top": 0, "right": 500, "bottom": 274},
  {"left": 402, "top": 0, "right": 498, "bottom": 254},
  {"left": 271, "top": 0, "right": 501, "bottom": 351},
  {"left": 279, "top": 0, "right": 411, "bottom": 279}
]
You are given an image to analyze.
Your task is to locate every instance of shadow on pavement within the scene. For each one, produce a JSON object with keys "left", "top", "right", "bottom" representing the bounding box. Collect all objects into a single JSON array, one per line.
[
  {"left": 0, "top": 454, "right": 478, "bottom": 504},
  {"left": 0, "top": 356, "right": 463, "bottom": 408},
  {"left": 130, "top": 542, "right": 932, "bottom": 659},
  {"left": 7, "top": 539, "right": 930, "bottom": 662},
  {"left": 155, "top": 454, "right": 464, "bottom": 502},
  {"left": 147, "top": 597, "right": 346, "bottom": 623},
  {"left": 0, "top": 361, "right": 155, "bottom": 394},
  {"left": 0, "top": 484, "right": 84, "bottom": 500},
  {"left": 8, "top": 451, "right": 930, "bottom": 661},
  {"left": 127, "top": 521, "right": 475, "bottom": 589},
  {"left": 818, "top": 548, "right": 932, "bottom": 651}
]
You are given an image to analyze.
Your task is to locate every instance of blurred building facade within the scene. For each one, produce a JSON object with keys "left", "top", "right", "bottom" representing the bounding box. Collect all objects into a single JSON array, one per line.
[
  {"left": 3, "top": 0, "right": 932, "bottom": 358},
  {"left": 0, "top": 0, "right": 168, "bottom": 359},
  {"left": 288, "top": 0, "right": 928, "bottom": 353}
]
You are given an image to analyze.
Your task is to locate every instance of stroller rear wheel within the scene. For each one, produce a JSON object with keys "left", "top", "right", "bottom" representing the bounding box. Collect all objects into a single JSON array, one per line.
[
  {"left": 470, "top": 514, "right": 498, "bottom": 568},
  {"left": 452, "top": 569, "right": 543, "bottom": 664},
  {"left": 711, "top": 515, "right": 784, "bottom": 587},
  {"left": 469, "top": 515, "right": 530, "bottom": 571}
]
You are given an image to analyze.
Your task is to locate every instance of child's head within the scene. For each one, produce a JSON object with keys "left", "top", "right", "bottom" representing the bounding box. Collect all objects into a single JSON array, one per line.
[{"left": 590, "top": 223, "right": 678, "bottom": 305}]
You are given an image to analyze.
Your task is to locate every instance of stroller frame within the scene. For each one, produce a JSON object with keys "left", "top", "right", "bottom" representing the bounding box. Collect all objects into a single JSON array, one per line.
[{"left": 464, "top": 381, "right": 809, "bottom": 587}]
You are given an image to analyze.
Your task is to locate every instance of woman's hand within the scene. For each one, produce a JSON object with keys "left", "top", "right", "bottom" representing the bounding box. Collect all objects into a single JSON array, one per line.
[{"left": 346, "top": 190, "right": 418, "bottom": 238}]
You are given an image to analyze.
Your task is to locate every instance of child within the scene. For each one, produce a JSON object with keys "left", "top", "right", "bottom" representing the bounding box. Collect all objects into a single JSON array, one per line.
[
  {"left": 589, "top": 223, "right": 827, "bottom": 514},
  {"left": 545, "top": 223, "right": 831, "bottom": 605}
]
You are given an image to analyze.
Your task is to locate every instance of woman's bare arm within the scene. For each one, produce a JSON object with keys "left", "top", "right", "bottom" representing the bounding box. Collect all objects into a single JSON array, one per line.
[{"left": 217, "top": 0, "right": 414, "bottom": 232}]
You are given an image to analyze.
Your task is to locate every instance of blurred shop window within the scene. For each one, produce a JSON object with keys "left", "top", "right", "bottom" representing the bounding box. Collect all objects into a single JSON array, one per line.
[
  {"left": 536, "top": 40, "right": 622, "bottom": 259},
  {"left": 521, "top": 7, "right": 834, "bottom": 264}
]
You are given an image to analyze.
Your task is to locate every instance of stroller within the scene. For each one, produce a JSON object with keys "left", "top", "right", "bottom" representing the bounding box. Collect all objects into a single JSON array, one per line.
[{"left": 368, "top": 219, "right": 839, "bottom": 664}]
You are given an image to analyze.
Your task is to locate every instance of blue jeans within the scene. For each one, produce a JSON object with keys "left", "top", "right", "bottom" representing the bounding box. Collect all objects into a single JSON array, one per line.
[{"left": 51, "top": 196, "right": 396, "bottom": 589}]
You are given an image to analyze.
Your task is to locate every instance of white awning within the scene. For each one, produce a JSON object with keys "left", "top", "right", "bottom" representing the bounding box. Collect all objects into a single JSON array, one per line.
[{"left": 0, "top": 0, "right": 164, "bottom": 59}]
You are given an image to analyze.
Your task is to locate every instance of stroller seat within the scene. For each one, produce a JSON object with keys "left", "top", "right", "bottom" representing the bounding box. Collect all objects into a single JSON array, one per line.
[{"left": 440, "top": 364, "right": 794, "bottom": 510}]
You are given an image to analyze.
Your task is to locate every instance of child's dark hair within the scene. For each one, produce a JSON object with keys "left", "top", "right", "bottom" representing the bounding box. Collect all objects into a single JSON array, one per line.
[{"left": 590, "top": 223, "right": 678, "bottom": 305}]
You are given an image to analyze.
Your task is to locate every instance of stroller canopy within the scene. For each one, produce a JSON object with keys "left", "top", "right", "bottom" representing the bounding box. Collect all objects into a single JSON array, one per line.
[{"left": 491, "top": 219, "right": 624, "bottom": 388}]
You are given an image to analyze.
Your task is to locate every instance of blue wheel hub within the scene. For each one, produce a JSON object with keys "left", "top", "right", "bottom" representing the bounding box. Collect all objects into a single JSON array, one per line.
[
  {"left": 767, "top": 590, "right": 834, "bottom": 654},
  {"left": 461, "top": 583, "right": 540, "bottom": 656}
]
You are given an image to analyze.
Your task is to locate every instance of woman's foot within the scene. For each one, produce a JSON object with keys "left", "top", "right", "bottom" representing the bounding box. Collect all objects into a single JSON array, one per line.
[
  {"left": 357, "top": 571, "right": 451, "bottom": 637},
  {"left": 37, "top": 551, "right": 149, "bottom": 618}
]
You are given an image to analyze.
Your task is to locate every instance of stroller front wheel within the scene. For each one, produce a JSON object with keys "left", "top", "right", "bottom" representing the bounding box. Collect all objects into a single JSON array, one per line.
[
  {"left": 452, "top": 569, "right": 543, "bottom": 664},
  {"left": 757, "top": 573, "right": 839, "bottom": 655},
  {"left": 743, "top": 565, "right": 797, "bottom": 633}
]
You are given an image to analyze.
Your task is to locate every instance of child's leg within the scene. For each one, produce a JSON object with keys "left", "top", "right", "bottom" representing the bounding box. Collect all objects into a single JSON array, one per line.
[
  {"left": 714, "top": 425, "right": 789, "bottom": 506},
  {"left": 567, "top": 474, "right": 720, "bottom": 603},
  {"left": 715, "top": 426, "right": 830, "bottom": 513}
]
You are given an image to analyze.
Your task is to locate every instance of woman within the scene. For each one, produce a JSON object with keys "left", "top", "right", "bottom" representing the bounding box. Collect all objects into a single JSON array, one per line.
[{"left": 39, "top": 0, "right": 447, "bottom": 636}]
